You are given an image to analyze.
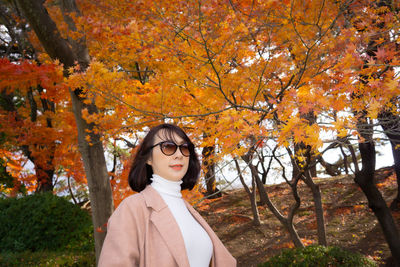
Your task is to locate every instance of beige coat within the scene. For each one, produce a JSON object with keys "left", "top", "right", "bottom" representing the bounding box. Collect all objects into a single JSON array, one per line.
[{"left": 98, "top": 186, "right": 236, "bottom": 267}]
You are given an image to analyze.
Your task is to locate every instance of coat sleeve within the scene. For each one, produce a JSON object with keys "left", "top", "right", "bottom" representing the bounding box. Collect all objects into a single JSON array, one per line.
[{"left": 98, "top": 195, "right": 146, "bottom": 267}]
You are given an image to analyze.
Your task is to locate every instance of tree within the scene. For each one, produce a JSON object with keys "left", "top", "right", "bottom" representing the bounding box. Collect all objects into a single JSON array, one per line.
[
  {"left": 343, "top": 0, "right": 400, "bottom": 263},
  {"left": 13, "top": 0, "right": 113, "bottom": 263},
  {"left": 0, "top": 2, "right": 61, "bottom": 193},
  {"left": 234, "top": 157, "right": 261, "bottom": 226},
  {"left": 379, "top": 111, "right": 400, "bottom": 210},
  {"left": 202, "top": 133, "right": 222, "bottom": 198}
]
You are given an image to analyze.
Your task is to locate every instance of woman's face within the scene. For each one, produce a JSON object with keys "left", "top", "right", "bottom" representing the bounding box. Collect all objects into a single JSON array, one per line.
[{"left": 147, "top": 130, "right": 190, "bottom": 182}]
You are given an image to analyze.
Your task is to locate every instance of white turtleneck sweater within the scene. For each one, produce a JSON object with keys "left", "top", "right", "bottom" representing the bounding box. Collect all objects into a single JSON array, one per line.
[{"left": 150, "top": 174, "right": 213, "bottom": 267}]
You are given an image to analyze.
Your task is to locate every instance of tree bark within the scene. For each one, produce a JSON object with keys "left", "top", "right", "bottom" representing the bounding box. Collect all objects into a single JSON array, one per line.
[
  {"left": 293, "top": 109, "right": 327, "bottom": 246},
  {"left": 242, "top": 148, "right": 304, "bottom": 246},
  {"left": 291, "top": 144, "right": 328, "bottom": 246},
  {"left": 69, "top": 90, "right": 114, "bottom": 261},
  {"left": 339, "top": 145, "right": 349, "bottom": 174},
  {"left": 302, "top": 176, "right": 327, "bottom": 246},
  {"left": 354, "top": 115, "right": 400, "bottom": 266},
  {"left": 378, "top": 111, "right": 400, "bottom": 210},
  {"left": 265, "top": 174, "right": 304, "bottom": 248},
  {"left": 15, "top": 0, "right": 114, "bottom": 263},
  {"left": 34, "top": 161, "right": 55, "bottom": 192},
  {"left": 254, "top": 172, "right": 269, "bottom": 205},
  {"left": 202, "top": 135, "right": 221, "bottom": 198},
  {"left": 355, "top": 140, "right": 400, "bottom": 265},
  {"left": 234, "top": 158, "right": 261, "bottom": 226},
  {"left": 246, "top": 136, "right": 269, "bottom": 205},
  {"left": 317, "top": 155, "right": 340, "bottom": 177},
  {"left": 390, "top": 145, "right": 400, "bottom": 210}
]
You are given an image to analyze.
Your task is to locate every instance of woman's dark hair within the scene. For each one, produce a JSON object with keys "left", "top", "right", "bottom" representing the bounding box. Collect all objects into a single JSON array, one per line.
[{"left": 128, "top": 123, "right": 201, "bottom": 192}]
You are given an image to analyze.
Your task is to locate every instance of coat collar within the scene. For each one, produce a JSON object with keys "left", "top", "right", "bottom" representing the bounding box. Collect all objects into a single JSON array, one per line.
[
  {"left": 141, "top": 185, "right": 168, "bottom": 211},
  {"left": 141, "top": 185, "right": 190, "bottom": 267}
]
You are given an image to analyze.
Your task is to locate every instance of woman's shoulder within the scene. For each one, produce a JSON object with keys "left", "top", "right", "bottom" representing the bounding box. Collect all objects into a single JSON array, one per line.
[
  {"left": 107, "top": 192, "right": 149, "bottom": 226},
  {"left": 117, "top": 192, "right": 146, "bottom": 211},
  {"left": 105, "top": 192, "right": 149, "bottom": 241},
  {"left": 112, "top": 185, "right": 163, "bottom": 216},
  {"left": 109, "top": 193, "right": 146, "bottom": 220}
]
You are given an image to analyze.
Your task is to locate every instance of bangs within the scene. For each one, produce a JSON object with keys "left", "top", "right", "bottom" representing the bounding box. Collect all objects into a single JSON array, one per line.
[{"left": 155, "top": 127, "right": 190, "bottom": 144}]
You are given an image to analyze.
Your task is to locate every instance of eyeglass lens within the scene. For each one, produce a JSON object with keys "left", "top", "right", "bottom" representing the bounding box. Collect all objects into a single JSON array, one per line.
[{"left": 160, "top": 142, "right": 190, "bottom": 157}]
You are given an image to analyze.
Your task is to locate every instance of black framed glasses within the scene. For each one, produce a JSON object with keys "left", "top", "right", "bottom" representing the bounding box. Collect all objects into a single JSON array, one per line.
[{"left": 150, "top": 141, "right": 191, "bottom": 157}]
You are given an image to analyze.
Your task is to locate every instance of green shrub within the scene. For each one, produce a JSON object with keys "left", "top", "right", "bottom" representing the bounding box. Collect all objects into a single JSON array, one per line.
[
  {"left": 0, "top": 192, "right": 94, "bottom": 252},
  {"left": 0, "top": 250, "right": 95, "bottom": 267},
  {"left": 258, "top": 245, "right": 377, "bottom": 267}
]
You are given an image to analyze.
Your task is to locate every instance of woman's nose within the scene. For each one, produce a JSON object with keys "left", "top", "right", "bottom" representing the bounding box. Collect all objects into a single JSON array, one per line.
[{"left": 173, "top": 148, "right": 184, "bottom": 158}]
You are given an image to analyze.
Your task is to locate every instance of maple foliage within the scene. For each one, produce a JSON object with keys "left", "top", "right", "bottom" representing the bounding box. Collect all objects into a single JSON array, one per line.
[
  {"left": 0, "top": 57, "right": 88, "bottom": 194},
  {"left": 56, "top": 0, "right": 399, "bottom": 206},
  {"left": 62, "top": 0, "right": 398, "bottom": 157},
  {"left": 1, "top": 0, "right": 399, "bottom": 212}
]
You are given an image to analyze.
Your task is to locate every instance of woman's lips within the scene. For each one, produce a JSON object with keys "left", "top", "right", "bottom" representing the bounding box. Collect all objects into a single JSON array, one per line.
[{"left": 170, "top": 164, "right": 183, "bottom": 170}]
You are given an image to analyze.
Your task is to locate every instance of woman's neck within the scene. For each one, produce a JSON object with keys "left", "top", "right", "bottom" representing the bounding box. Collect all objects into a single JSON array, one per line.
[{"left": 151, "top": 174, "right": 182, "bottom": 198}]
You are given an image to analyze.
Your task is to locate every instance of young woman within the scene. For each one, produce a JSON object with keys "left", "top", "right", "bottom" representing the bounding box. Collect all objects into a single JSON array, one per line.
[{"left": 98, "top": 124, "right": 236, "bottom": 267}]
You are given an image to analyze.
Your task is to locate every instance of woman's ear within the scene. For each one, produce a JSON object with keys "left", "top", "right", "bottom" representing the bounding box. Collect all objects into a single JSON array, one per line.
[{"left": 146, "top": 157, "right": 152, "bottom": 166}]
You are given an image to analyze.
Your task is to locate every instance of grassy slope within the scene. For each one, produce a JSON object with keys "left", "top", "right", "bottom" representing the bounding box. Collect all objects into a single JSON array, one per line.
[{"left": 197, "top": 167, "right": 400, "bottom": 267}]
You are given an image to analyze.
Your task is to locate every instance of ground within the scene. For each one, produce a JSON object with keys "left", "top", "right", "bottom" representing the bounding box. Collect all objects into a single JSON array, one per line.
[{"left": 195, "top": 167, "right": 400, "bottom": 267}]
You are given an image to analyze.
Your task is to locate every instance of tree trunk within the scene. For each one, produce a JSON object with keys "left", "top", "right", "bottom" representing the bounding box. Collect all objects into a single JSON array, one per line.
[
  {"left": 34, "top": 164, "right": 55, "bottom": 192},
  {"left": 390, "top": 146, "right": 400, "bottom": 210},
  {"left": 339, "top": 145, "right": 349, "bottom": 174},
  {"left": 355, "top": 140, "right": 400, "bottom": 265},
  {"left": 264, "top": 175, "right": 304, "bottom": 248},
  {"left": 21, "top": 144, "right": 55, "bottom": 193},
  {"left": 318, "top": 155, "right": 340, "bottom": 177},
  {"left": 241, "top": 151, "right": 304, "bottom": 246},
  {"left": 254, "top": 172, "right": 269, "bottom": 206},
  {"left": 293, "top": 143, "right": 328, "bottom": 246},
  {"left": 378, "top": 111, "right": 400, "bottom": 210},
  {"left": 249, "top": 171, "right": 261, "bottom": 226},
  {"left": 284, "top": 219, "right": 304, "bottom": 248},
  {"left": 234, "top": 158, "right": 261, "bottom": 226},
  {"left": 69, "top": 90, "right": 114, "bottom": 261},
  {"left": 201, "top": 137, "right": 221, "bottom": 198},
  {"left": 286, "top": 179, "right": 304, "bottom": 248},
  {"left": 302, "top": 177, "right": 327, "bottom": 246},
  {"left": 246, "top": 136, "right": 269, "bottom": 205},
  {"left": 354, "top": 114, "right": 400, "bottom": 265},
  {"left": 16, "top": 0, "right": 114, "bottom": 263}
]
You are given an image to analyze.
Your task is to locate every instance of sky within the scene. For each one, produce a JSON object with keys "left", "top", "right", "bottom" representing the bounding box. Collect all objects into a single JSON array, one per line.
[{"left": 214, "top": 139, "right": 394, "bottom": 190}]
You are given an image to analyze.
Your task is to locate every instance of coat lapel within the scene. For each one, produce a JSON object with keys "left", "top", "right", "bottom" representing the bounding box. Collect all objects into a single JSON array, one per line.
[{"left": 141, "top": 186, "right": 190, "bottom": 267}]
